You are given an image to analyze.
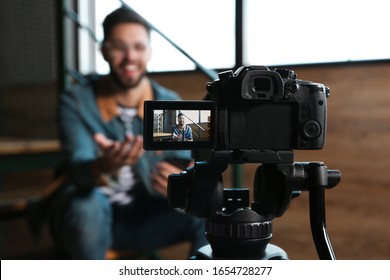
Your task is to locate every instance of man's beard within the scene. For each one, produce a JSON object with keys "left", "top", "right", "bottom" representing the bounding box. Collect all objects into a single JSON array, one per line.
[{"left": 109, "top": 68, "right": 146, "bottom": 90}]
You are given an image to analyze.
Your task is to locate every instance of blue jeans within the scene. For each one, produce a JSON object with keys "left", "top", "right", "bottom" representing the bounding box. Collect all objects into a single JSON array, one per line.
[{"left": 49, "top": 184, "right": 208, "bottom": 259}]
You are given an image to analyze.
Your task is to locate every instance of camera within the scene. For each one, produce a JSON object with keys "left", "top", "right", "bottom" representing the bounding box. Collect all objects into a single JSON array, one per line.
[
  {"left": 144, "top": 65, "right": 329, "bottom": 153},
  {"left": 143, "top": 66, "right": 340, "bottom": 260}
]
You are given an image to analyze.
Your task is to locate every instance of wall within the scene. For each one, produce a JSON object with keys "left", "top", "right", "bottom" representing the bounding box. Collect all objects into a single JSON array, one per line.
[{"left": 0, "top": 0, "right": 58, "bottom": 139}]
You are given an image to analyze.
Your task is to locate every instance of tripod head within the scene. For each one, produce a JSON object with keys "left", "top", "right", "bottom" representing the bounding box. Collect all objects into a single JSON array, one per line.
[{"left": 168, "top": 150, "right": 341, "bottom": 259}]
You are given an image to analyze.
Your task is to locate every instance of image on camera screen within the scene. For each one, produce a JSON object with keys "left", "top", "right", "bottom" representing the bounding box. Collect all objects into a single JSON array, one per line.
[
  {"left": 153, "top": 109, "right": 211, "bottom": 142},
  {"left": 144, "top": 101, "right": 216, "bottom": 150}
]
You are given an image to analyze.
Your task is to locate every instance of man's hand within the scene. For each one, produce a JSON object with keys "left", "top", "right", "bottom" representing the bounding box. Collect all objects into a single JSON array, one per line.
[
  {"left": 94, "top": 133, "right": 144, "bottom": 174},
  {"left": 171, "top": 132, "right": 181, "bottom": 142}
]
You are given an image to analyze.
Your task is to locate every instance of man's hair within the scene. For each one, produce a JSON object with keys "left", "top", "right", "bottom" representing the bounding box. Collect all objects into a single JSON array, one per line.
[
  {"left": 178, "top": 113, "right": 184, "bottom": 118},
  {"left": 102, "top": 6, "right": 150, "bottom": 43}
]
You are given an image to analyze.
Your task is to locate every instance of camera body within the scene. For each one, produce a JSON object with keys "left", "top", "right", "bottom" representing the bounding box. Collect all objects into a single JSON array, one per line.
[
  {"left": 206, "top": 65, "right": 328, "bottom": 150},
  {"left": 144, "top": 65, "right": 329, "bottom": 152}
]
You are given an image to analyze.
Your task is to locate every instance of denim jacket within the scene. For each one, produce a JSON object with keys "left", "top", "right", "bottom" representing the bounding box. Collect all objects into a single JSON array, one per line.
[{"left": 58, "top": 76, "right": 191, "bottom": 196}]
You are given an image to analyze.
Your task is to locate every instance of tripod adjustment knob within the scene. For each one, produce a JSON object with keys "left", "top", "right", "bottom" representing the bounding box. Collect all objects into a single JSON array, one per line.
[
  {"left": 206, "top": 220, "right": 272, "bottom": 239},
  {"left": 206, "top": 208, "right": 272, "bottom": 239}
]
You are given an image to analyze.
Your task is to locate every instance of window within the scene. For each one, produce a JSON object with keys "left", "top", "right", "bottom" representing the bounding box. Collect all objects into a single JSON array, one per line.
[
  {"left": 79, "top": 0, "right": 390, "bottom": 74},
  {"left": 89, "top": 0, "right": 235, "bottom": 74},
  {"left": 243, "top": 0, "right": 390, "bottom": 66}
]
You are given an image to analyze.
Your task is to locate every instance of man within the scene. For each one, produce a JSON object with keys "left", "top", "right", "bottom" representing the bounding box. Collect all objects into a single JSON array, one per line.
[
  {"left": 171, "top": 112, "right": 193, "bottom": 142},
  {"left": 49, "top": 6, "right": 207, "bottom": 259}
]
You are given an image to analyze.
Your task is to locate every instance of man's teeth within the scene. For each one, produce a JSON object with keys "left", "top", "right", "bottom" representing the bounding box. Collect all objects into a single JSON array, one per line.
[{"left": 125, "top": 65, "right": 137, "bottom": 71}]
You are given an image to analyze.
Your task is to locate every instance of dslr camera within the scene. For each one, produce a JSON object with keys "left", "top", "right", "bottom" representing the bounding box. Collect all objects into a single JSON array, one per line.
[
  {"left": 144, "top": 66, "right": 340, "bottom": 260},
  {"left": 144, "top": 65, "right": 329, "bottom": 154}
]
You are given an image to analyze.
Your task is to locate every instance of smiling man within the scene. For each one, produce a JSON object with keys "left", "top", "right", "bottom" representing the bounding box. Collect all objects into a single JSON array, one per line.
[
  {"left": 171, "top": 112, "right": 193, "bottom": 142},
  {"left": 49, "top": 7, "right": 208, "bottom": 259}
]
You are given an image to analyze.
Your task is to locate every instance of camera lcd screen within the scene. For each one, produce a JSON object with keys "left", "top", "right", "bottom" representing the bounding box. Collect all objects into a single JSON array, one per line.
[{"left": 144, "top": 101, "right": 216, "bottom": 150}]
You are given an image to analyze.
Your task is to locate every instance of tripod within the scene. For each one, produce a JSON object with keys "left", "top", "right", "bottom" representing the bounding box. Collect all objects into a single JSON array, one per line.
[{"left": 169, "top": 153, "right": 341, "bottom": 260}]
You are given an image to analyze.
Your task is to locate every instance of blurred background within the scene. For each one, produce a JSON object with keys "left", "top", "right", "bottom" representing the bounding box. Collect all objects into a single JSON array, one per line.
[{"left": 0, "top": 0, "right": 389, "bottom": 259}]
